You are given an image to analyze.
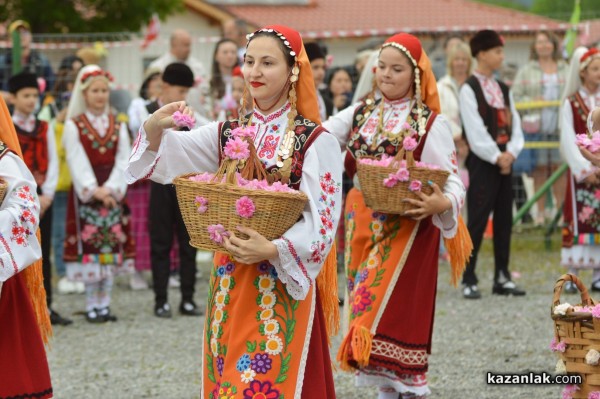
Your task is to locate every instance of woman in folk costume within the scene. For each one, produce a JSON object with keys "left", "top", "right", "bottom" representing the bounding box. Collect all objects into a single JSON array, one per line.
[
  {"left": 559, "top": 47, "right": 600, "bottom": 293},
  {"left": 63, "top": 65, "right": 135, "bottom": 322},
  {"left": 323, "top": 33, "right": 470, "bottom": 398},
  {"left": 0, "top": 97, "right": 53, "bottom": 398},
  {"left": 127, "top": 25, "right": 343, "bottom": 398}
]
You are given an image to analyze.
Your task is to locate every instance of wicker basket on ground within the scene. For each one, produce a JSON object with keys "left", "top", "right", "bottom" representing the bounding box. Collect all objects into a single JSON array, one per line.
[
  {"left": 356, "top": 148, "right": 449, "bottom": 215},
  {"left": 173, "top": 140, "right": 308, "bottom": 254},
  {"left": 551, "top": 273, "right": 600, "bottom": 398}
]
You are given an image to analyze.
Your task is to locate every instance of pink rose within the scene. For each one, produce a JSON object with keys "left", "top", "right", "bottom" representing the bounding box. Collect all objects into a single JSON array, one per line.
[
  {"left": 231, "top": 125, "right": 258, "bottom": 139},
  {"left": 395, "top": 168, "right": 410, "bottom": 182},
  {"left": 195, "top": 196, "right": 208, "bottom": 214},
  {"left": 224, "top": 137, "right": 250, "bottom": 160},
  {"left": 189, "top": 172, "right": 214, "bottom": 182},
  {"left": 589, "top": 391, "right": 600, "bottom": 399},
  {"left": 408, "top": 180, "right": 422, "bottom": 192},
  {"left": 579, "top": 206, "right": 594, "bottom": 223},
  {"left": 235, "top": 196, "right": 256, "bottom": 218},
  {"left": 403, "top": 136, "right": 418, "bottom": 151},
  {"left": 207, "top": 224, "right": 229, "bottom": 244},
  {"left": 401, "top": 122, "right": 412, "bottom": 131},
  {"left": 592, "top": 304, "right": 600, "bottom": 319},
  {"left": 172, "top": 111, "right": 195, "bottom": 130},
  {"left": 383, "top": 175, "right": 399, "bottom": 188},
  {"left": 562, "top": 385, "right": 579, "bottom": 399}
]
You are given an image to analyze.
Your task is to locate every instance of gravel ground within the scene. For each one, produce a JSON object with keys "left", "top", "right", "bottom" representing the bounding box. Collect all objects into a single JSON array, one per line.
[{"left": 48, "top": 228, "right": 573, "bottom": 398}]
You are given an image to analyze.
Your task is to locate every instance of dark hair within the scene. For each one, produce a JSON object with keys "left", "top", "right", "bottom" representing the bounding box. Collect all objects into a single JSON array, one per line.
[
  {"left": 139, "top": 71, "right": 161, "bottom": 100},
  {"left": 530, "top": 31, "right": 561, "bottom": 61},
  {"left": 210, "top": 38, "right": 238, "bottom": 100},
  {"left": 326, "top": 67, "right": 352, "bottom": 92},
  {"left": 246, "top": 31, "right": 295, "bottom": 68}
]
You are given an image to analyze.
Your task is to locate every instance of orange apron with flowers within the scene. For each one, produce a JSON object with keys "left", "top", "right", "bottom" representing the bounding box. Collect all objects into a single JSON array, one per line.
[{"left": 202, "top": 253, "right": 317, "bottom": 399}]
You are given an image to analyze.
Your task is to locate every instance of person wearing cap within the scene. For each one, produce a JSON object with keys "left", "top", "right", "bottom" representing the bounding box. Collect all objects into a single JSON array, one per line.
[
  {"left": 62, "top": 65, "right": 136, "bottom": 323},
  {"left": 0, "top": 20, "right": 54, "bottom": 99},
  {"left": 8, "top": 71, "right": 72, "bottom": 326},
  {"left": 324, "top": 32, "right": 468, "bottom": 398},
  {"left": 0, "top": 96, "right": 53, "bottom": 399},
  {"left": 305, "top": 42, "right": 333, "bottom": 121},
  {"left": 459, "top": 29, "right": 525, "bottom": 299},
  {"left": 142, "top": 62, "right": 208, "bottom": 318},
  {"left": 559, "top": 47, "right": 600, "bottom": 294},
  {"left": 127, "top": 24, "right": 342, "bottom": 397}
]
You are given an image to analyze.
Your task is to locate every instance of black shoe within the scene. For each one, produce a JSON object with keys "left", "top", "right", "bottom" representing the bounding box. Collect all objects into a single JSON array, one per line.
[
  {"left": 85, "top": 309, "right": 106, "bottom": 323},
  {"left": 98, "top": 307, "right": 118, "bottom": 322},
  {"left": 564, "top": 281, "right": 578, "bottom": 294},
  {"left": 591, "top": 280, "right": 600, "bottom": 292},
  {"left": 463, "top": 284, "right": 481, "bottom": 299},
  {"left": 338, "top": 297, "right": 344, "bottom": 306},
  {"left": 49, "top": 309, "right": 73, "bottom": 326},
  {"left": 154, "top": 303, "right": 172, "bottom": 318},
  {"left": 492, "top": 281, "right": 526, "bottom": 296},
  {"left": 179, "top": 301, "right": 202, "bottom": 316}
]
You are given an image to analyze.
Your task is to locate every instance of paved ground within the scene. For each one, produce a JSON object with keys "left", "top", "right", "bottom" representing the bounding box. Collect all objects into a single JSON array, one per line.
[{"left": 47, "top": 228, "right": 573, "bottom": 398}]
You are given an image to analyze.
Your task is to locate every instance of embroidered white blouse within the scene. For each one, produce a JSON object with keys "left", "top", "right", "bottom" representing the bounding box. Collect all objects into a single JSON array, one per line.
[
  {"left": 11, "top": 111, "right": 59, "bottom": 199},
  {"left": 322, "top": 98, "right": 466, "bottom": 238},
  {"left": 126, "top": 102, "right": 344, "bottom": 300},
  {"left": 560, "top": 89, "right": 600, "bottom": 182},
  {"left": 63, "top": 111, "right": 131, "bottom": 203},
  {"left": 0, "top": 152, "right": 41, "bottom": 283}
]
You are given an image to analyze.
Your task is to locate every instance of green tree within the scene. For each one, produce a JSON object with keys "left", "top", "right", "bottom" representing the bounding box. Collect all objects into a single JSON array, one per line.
[
  {"left": 1, "top": 0, "right": 183, "bottom": 33},
  {"left": 531, "top": 0, "right": 600, "bottom": 20}
]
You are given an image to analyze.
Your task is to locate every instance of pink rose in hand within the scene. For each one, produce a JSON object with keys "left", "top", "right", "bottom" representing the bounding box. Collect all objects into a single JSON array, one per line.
[
  {"left": 172, "top": 111, "right": 195, "bottom": 130},
  {"left": 408, "top": 180, "right": 422, "bottom": 192}
]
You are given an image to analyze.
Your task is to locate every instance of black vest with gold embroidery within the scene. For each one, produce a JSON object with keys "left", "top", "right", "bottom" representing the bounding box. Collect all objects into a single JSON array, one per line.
[
  {"left": 344, "top": 99, "right": 437, "bottom": 178},
  {"left": 218, "top": 114, "right": 324, "bottom": 190}
]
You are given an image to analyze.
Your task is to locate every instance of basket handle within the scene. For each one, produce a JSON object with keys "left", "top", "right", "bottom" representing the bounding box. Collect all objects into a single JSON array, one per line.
[
  {"left": 212, "top": 140, "right": 268, "bottom": 185},
  {"left": 392, "top": 148, "right": 415, "bottom": 168},
  {"left": 552, "top": 273, "right": 593, "bottom": 308}
]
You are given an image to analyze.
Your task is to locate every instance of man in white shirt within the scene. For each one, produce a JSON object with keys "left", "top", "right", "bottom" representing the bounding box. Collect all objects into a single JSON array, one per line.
[
  {"left": 459, "top": 30, "right": 525, "bottom": 299},
  {"left": 149, "top": 29, "right": 209, "bottom": 118}
]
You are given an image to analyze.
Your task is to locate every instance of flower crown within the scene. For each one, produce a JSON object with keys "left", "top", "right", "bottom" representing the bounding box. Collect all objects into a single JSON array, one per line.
[
  {"left": 80, "top": 69, "right": 114, "bottom": 84},
  {"left": 246, "top": 28, "right": 297, "bottom": 58}
]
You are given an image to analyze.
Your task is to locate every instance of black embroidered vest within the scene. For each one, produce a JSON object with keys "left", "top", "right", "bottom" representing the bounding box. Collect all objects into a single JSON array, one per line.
[
  {"left": 218, "top": 114, "right": 324, "bottom": 190},
  {"left": 344, "top": 98, "right": 437, "bottom": 178}
]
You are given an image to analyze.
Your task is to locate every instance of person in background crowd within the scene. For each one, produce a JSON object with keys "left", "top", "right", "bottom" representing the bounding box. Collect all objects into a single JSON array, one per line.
[
  {"left": 305, "top": 42, "right": 333, "bottom": 120},
  {"left": 0, "top": 20, "right": 55, "bottom": 101},
  {"left": 8, "top": 72, "right": 72, "bottom": 326},
  {"left": 432, "top": 34, "right": 465, "bottom": 80},
  {"left": 559, "top": 47, "right": 600, "bottom": 294},
  {"left": 127, "top": 67, "right": 162, "bottom": 135},
  {"left": 512, "top": 31, "right": 568, "bottom": 225},
  {"left": 63, "top": 64, "right": 135, "bottom": 323},
  {"left": 0, "top": 96, "right": 53, "bottom": 399},
  {"left": 326, "top": 67, "right": 354, "bottom": 114},
  {"left": 459, "top": 29, "right": 525, "bottom": 300},
  {"left": 222, "top": 18, "right": 249, "bottom": 65},
  {"left": 149, "top": 29, "right": 210, "bottom": 119},
  {"left": 209, "top": 38, "right": 239, "bottom": 120},
  {"left": 581, "top": 107, "right": 600, "bottom": 167}
]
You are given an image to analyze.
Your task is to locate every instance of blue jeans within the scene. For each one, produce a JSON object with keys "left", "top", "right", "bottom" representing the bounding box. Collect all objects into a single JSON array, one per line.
[{"left": 51, "top": 191, "right": 68, "bottom": 277}]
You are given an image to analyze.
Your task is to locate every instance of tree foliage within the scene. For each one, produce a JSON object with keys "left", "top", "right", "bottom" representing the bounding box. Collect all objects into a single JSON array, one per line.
[
  {"left": 531, "top": 0, "right": 600, "bottom": 21},
  {"left": 0, "top": 0, "right": 183, "bottom": 33}
]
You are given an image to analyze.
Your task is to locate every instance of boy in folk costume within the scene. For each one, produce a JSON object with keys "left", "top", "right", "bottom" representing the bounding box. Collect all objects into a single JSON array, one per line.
[
  {"left": 8, "top": 71, "right": 72, "bottom": 325},
  {"left": 127, "top": 24, "right": 343, "bottom": 398},
  {"left": 0, "top": 97, "right": 53, "bottom": 399},
  {"left": 62, "top": 65, "right": 135, "bottom": 323},
  {"left": 324, "top": 33, "right": 469, "bottom": 398},
  {"left": 559, "top": 47, "right": 600, "bottom": 293},
  {"left": 459, "top": 29, "right": 526, "bottom": 299}
]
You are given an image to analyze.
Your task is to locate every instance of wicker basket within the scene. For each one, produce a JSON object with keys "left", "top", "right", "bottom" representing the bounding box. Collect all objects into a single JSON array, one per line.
[
  {"left": 552, "top": 274, "right": 600, "bottom": 398},
  {"left": 356, "top": 148, "right": 449, "bottom": 215},
  {"left": 0, "top": 178, "right": 6, "bottom": 203},
  {"left": 173, "top": 138, "right": 308, "bottom": 253}
]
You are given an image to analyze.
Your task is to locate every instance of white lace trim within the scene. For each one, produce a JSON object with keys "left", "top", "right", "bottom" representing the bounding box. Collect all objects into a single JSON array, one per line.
[
  {"left": 270, "top": 238, "right": 311, "bottom": 300},
  {"left": 125, "top": 125, "right": 162, "bottom": 184},
  {"left": 431, "top": 194, "right": 458, "bottom": 239}
]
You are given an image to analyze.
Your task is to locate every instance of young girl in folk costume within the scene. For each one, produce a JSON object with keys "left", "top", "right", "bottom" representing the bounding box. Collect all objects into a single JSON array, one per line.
[
  {"left": 560, "top": 47, "right": 600, "bottom": 294},
  {"left": 63, "top": 65, "right": 135, "bottom": 322},
  {"left": 127, "top": 25, "right": 343, "bottom": 398},
  {"left": 0, "top": 97, "right": 53, "bottom": 399},
  {"left": 323, "top": 33, "right": 469, "bottom": 398}
]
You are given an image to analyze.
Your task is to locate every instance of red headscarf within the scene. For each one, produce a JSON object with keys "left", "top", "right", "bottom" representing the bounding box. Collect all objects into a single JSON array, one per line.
[
  {"left": 247, "top": 25, "right": 321, "bottom": 124},
  {"left": 382, "top": 33, "right": 440, "bottom": 114}
]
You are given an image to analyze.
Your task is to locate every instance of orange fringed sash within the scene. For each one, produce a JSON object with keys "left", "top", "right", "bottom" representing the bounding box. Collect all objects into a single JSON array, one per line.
[
  {"left": 443, "top": 216, "right": 473, "bottom": 287},
  {"left": 315, "top": 243, "right": 340, "bottom": 344},
  {"left": 23, "top": 231, "right": 52, "bottom": 344}
]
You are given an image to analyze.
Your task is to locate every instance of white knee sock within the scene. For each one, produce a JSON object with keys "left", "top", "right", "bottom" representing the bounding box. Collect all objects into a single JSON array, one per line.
[
  {"left": 97, "top": 275, "right": 114, "bottom": 309},
  {"left": 85, "top": 281, "right": 101, "bottom": 312},
  {"left": 378, "top": 388, "right": 398, "bottom": 399}
]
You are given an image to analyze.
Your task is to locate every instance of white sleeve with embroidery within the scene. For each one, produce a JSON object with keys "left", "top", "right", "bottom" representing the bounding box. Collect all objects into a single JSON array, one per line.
[
  {"left": 103, "top": 122, "right": 132, "bottom": 201},
  {"left": 0, "top": 152, "right": 42, "bottom": 282},
  {"left": 63, "top": 119, "right": 99, "bottom": 203},
  {"left": 321, "top": 102, "right": 361, "bottom": 149},
  {"left": 420, "top": 114, "right": 466, "bottom": 238},
  {"left": 560, "top": 100, "right": 598, "bottom": 182},
  {"left": 268, "top": 133, "right": 344, "bottom": 300},
  {"left": 41, "top": 122, "right": 59, "bottom": 199},
  {"left": 126, "top": 121, "right": 221, "bottom": 184}
]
